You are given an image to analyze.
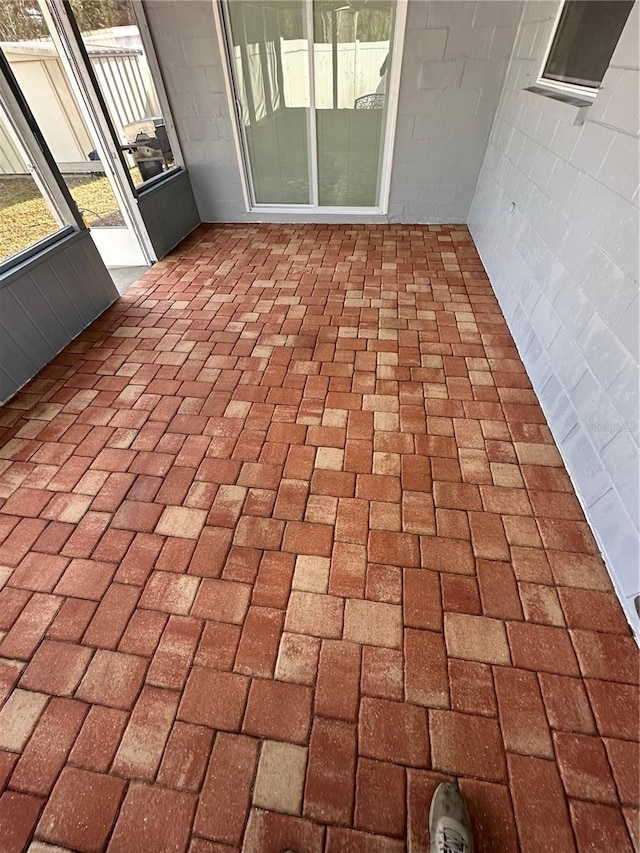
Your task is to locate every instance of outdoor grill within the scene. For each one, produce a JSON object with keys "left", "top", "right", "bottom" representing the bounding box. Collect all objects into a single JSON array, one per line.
[{"left": 122, "top": 116, "right": 171, "bottom": 181}]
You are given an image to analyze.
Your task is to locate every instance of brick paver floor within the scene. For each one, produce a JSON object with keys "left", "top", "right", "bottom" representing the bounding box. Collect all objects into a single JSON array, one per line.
[{"left": 0, "top": 223, "right": 637, "bottom": 852}]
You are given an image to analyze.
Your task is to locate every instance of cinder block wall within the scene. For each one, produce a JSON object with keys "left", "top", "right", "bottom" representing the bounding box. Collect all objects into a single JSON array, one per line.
[
  {"left": 144, "top": 0, "right": 243, "bottom": 222},
  {"left": 144, "top": 0, "right": 520, "bottom": 223},
  {"left": 469, "top": 0, "right": 640, "bottom": 631},
  {"left": 388, "top": 0, "right": 521, "bottom": 221}
]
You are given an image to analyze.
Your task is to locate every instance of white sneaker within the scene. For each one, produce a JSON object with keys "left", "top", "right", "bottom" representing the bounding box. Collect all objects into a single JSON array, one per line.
[{"left": 429, "top": 782, "right": 474, "bottom": 853}]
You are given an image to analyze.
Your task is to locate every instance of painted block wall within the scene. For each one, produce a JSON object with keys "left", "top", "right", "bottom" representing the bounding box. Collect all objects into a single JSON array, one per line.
[
  {"left": 144, "top": 0, "right": 520, "bottom": 223},
  {"left": 468, "top": 0, "right": 640, "bottom": 631},
  {"left": 144, "top": 0, "right": 241, "bottom": 223},
  {"left": 388, "top": 0, "right": 521, "bottom": 222}
]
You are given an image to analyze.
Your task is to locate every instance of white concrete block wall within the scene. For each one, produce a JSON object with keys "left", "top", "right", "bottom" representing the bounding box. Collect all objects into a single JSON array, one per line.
[
  {"left": 388, "top": 0, "right": 522, "bottom": 222},
  {"left": 144, "top": 0, "right": 520, "bottom": 223},
  {"left": 469, "top": 0, "right": 640, "bottom": 632},
  {"left": 144, "top": 0, "right": 245, "bottom": 222}
]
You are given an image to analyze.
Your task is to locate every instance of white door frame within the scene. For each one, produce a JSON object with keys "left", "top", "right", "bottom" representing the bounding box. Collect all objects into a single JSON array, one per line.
[
  {"left": 132, "top": 0, "right": 187, "bottom": 172},
  {"left": 38, "top": 0, "right": 156, "bottom": 266},
  {"left": 213, "top": 0, "right": 408, "bottom": 216}
]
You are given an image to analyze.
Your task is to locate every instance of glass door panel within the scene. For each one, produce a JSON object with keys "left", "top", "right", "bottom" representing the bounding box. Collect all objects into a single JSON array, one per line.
[
  {"left": 0, "top": 98, "right": 64, "bottom": 264},
  {"left": 68, "top": 0, "right": 177, "bottom": 188},
  {"left": 226, "top": 0, "right": 311, "bottom": 205},
  {"left": 224, "top": 0, "right": 398, "bottom": 210},
  {"left": 314, "top": 0, "right": 394, "bottom": 207},
  {"left": 1, "top": 17, "right": 125, "bottom": 230}
]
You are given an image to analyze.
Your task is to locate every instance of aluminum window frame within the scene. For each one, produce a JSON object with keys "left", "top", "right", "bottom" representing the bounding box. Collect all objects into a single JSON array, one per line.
[
  {"left": 60, "top": 0, "right": 184, "bottom": 196},
  {"left": 0, "top": 47, "right": 83, "bottom": 277},
  {"left": 213, "top": 0, "right": 408, "bottom": 215},
  {"left": 537, "top": 0, "right": 629, "bottom": 99},
  {"left": 40, "top": 0, "right": 156, "bottom": 263}
]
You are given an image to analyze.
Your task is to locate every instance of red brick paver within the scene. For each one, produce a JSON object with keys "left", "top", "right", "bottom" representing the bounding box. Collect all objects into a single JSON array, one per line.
[{"left": 0, "top": 223, "right": 637, "bottom": 852}]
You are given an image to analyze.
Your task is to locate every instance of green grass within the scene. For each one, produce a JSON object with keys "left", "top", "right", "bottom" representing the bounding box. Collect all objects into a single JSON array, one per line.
[{"left": 0, "top": 173, "right": 125, "bottom": 263}]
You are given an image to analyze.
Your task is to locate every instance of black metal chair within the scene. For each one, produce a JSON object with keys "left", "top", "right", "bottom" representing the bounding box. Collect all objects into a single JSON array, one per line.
[{"left": 354, "top": 94, "right": 385, "bottom": 109}]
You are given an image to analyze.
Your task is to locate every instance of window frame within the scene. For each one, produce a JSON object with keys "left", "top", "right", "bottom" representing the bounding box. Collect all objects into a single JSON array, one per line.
[
  {"left": 213, "top": 0, "right": 409, "bottom": 215},
  {"left": 132, "top": 0, "right": 185, "bottom": 177},
  {"left": 60, "top": 0, "right": 185, "bottom": 197},
  {"left": 0, "top": 47, "right": 83, "bottom": 278},
  {"left": 537, "top": 0, "right": 616, "bottom": 99}
]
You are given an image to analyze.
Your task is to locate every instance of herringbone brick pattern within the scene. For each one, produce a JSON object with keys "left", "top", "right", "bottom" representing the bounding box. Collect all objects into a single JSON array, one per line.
[{"left": 0, "top": 224, "right": 637, "bottom": 852}]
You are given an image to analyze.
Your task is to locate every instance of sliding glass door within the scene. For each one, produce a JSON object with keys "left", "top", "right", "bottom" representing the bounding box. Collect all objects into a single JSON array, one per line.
[
  {"left": 314, "top": 1, "right": 394, "bottom": 207},
  {"left": 221, "top": 0, "right": 403, "bottom": 212},
  {"left": 227, "top": 0, "right": 311, "bottom": 204}
]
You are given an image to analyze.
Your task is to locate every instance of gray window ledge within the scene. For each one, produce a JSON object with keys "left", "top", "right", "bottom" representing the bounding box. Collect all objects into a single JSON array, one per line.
[{"left": 523, "top": 85, "right": 592, "bottom": 124}]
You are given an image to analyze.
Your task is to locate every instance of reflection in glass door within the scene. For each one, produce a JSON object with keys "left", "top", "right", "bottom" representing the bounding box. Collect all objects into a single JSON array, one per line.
[
  {"left": 4, "top": 0, "right": 185, "bottom": 269},
  {"left": 227, "top": 0, "right": 311, "bottom": 204},
  {"left": 0, "top": 0, "right": 149, "bottom": 268},
  {"left": 38, "top": 0, "right": 159, "bottom": 268},
  {"left": 221, "top": 0, "right": 404, "bottom": 211},
  {"left": 314, "top": 1, "right": 393, "bottom": 207}
]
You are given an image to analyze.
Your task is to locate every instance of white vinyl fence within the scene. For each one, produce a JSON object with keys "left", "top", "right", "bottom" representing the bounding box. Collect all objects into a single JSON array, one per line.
[{"left": 235, "top": 39, "right": 389, "bottom": 123}]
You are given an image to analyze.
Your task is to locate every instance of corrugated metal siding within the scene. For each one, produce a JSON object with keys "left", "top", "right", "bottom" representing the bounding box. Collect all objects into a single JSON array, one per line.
[{"left": 0, "top": 229, "right": 118, "bottom": 404}]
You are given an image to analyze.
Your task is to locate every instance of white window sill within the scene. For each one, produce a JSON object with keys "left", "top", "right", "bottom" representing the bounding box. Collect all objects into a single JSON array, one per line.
[{"left": 523, "top": 85, "right": 592, "bottom": 125}]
